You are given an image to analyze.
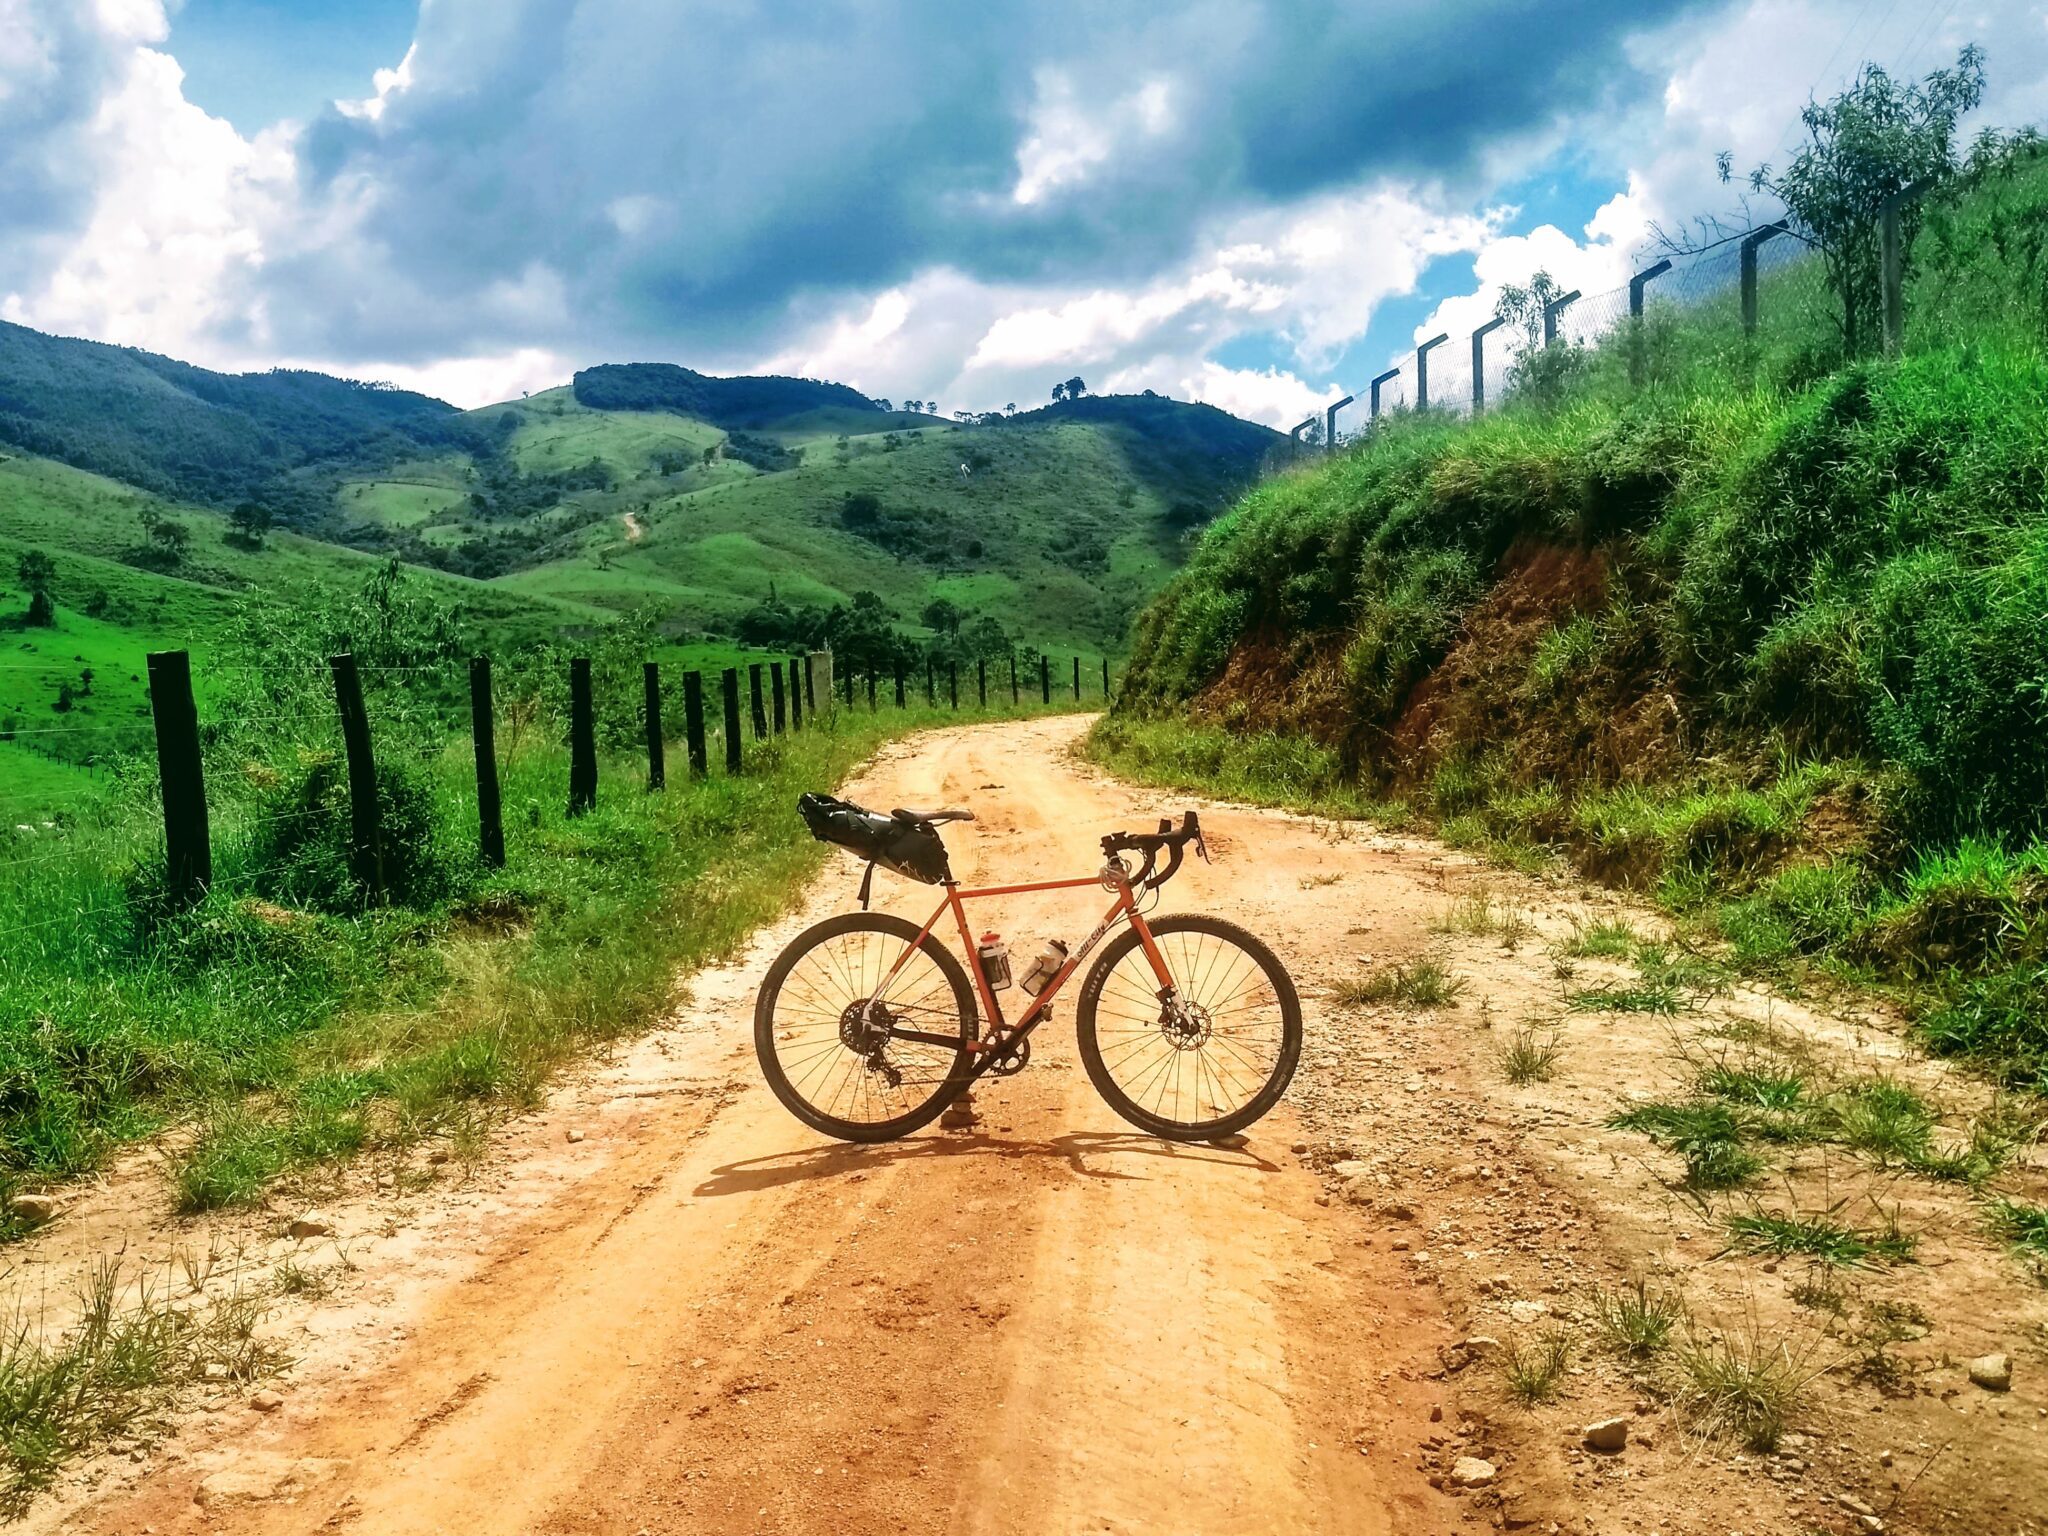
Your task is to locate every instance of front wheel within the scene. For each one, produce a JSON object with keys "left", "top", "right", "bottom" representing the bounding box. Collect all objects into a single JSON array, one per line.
[{"left": 1075, "top": 914, "right": 1301, "bottom": 1142}]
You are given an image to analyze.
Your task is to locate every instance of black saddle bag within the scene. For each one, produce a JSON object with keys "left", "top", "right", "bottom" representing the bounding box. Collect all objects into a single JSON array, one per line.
[{"left": 798, "top": 793, "right": 951, "bottom": 885}]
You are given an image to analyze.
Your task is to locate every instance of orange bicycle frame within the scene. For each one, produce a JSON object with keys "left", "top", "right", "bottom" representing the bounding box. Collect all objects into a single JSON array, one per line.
[{"left": 872, "top": 871, "right": 1172, "bottom": 1052}]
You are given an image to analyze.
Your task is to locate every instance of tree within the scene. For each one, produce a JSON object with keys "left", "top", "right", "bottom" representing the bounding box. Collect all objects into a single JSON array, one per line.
[
  {"left": 16, "top": 548, "right": 54, "bottom": 627},
  {"left": 229, "top": 500, "right": 273, "bottom": 546},
  {"left": 874, "top": 397, "right": 893, "bottom": 412},
  {"left": 1725, "top": 45, "right": 1987, "bottom": 354},
  {"left": 1004, "top": 402, "right": 1016, "bottom": 415},
  {"left": 1494, "top": 269, "right": 1567, "bottom": 350},
  {"left": 920, "top": 597, "right": 963, "bottom": 634},
  {"left": 1062, "top": 376, "right": 1088, "bottom": 400},
  {"left": 840, "top": 490, "right": 882, "bottom": 532}
]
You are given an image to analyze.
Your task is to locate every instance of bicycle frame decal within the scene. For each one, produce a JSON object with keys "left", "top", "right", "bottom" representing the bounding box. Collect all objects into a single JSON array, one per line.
[{"left": 866, "top": 872, "right": 1174, "bottom": 1067}]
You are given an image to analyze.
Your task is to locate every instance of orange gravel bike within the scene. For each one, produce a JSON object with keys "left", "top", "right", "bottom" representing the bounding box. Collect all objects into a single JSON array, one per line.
[{"left": 754, "top": 797, "right": 1302, "bottom": 1144}]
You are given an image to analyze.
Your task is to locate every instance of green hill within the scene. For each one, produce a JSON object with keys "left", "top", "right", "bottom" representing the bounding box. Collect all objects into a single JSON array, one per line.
[
  {"left": 0, "top": 326, "right": 1280, "bottom": 736},
  {"left": 0, "top": 319, "right": 476, "bottom": 510}
]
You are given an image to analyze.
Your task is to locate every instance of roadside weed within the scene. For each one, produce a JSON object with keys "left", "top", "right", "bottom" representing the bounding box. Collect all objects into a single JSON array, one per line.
[
  {"left": 1331, "top": 959, "right": 1468, "bottom": 1008},
  {"left": 1590, "top": 1276, "right": 1684, "bottom": 1361},
  {"left": 1501, "top": 1330, "right": 1573, "bottom": 1406},
  {"left": 1494, "top": 1026, "right": 1564, "bottom": 1085},
  {"left": 1673, "top": 1318, "right": 1816, "bottom": 1450},
  {"left": 1722, "top": 1198, "right": 1917, "bottom": 1268}
]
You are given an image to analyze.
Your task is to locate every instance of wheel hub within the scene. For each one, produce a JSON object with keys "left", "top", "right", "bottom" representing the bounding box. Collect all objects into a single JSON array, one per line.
[
  {"left": 839, "top": 998, "right": 893, "bottom": 1055},
  {"left": 1159, "top": 994, "right": 1213, "bottom": 1050}
]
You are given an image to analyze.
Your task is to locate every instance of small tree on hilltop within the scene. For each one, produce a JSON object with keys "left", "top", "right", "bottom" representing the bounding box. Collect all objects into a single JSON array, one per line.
[
  {"left": 1725, "top": 45, "right": 1988, "bottom": 354},
  {"left": 16, "top": 549, "right": 55, "bottom": 626}
]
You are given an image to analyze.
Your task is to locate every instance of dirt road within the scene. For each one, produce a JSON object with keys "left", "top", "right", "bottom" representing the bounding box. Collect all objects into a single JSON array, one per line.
[
  {"left": 47, "top": 716, "right": 1448, "bottom": 1535},
  {"left": 37, "top": 716, "right": 2048, "bottom": 1536}
]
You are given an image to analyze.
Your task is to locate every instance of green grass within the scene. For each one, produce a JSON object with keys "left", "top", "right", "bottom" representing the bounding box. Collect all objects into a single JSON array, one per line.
[
  {"left": 1330, "top": 958, "right": 1467, "bottom": 1008},
  {"left": 1494, "top": 1025, "right": 1564, "bottom": 1084},
  {"left": 1100, "top": 161, "right": 2048, "bottom": 1090},
  {"left": 1609, "top": 1101, "right": 1766, "bottom": 1188},
  {"left": 0, "top": 652, "right": 1072, "bottom": 1203},
  {"left": 1500, "top": 1330, "right": 1572, "bottom": 1406},
  {"left": 1986, "top": 1198, "right": 2048, "bottom": 1257},
  {"left": 1589, "top": 1276, "right": 1685, "bottom": 1361},
  {"left": 1672, "top": 1320, "right": 1813, "bottom": 1451},
  {"left": 1721, "top": 1205, "right": 1917, "bottom": 1268}
]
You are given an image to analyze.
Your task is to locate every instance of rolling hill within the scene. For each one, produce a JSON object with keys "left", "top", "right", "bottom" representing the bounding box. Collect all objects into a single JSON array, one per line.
[{"left": 0, "top": 324, "right": 1283, "bottom": 737}]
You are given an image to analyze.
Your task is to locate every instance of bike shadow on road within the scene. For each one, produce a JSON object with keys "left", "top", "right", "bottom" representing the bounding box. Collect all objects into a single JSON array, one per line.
[{"left": 693, "top": 1130, "right": 1282, "bottom": 1198}]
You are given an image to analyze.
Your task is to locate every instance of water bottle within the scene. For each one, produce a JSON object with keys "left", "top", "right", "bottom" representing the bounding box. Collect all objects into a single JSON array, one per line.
[
  {"left": 977, "top": 932, "right": 1013, "bottom": 990},
  {"left": 1020, "top": 939, "right": 1069, "bottom": 996}
]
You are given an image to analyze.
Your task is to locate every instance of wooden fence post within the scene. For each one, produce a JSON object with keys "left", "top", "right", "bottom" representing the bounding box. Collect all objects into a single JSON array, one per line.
[
  {"left": 867, "top": 671, "right": 877, "bottom": 711},
  {"left": 925, "top": 658, "right": 935, "bottom": 705},
  {"left": 1010, "top": 653, "right": 1018, "bottom": 705},
  {"left": 145, "top": 649, "right": 211, "bottom": 905},
  {"left": 1102, "top": 656, "right": 1111, "bottom": 697},
  {"left": 1073, "top": 656, "right": 1081, "bottom": 698},
  {"left": 788, "top": 658, "right": 803, "bottom": 731},
  {"left": 330, "top": 653, "right": 386, "bottom": 896},
  {"left": 771, "top": 663, "right": 787, "bottom": 733},
  {"left": 749, "top": 663, "right": 767, "bottom": 739},
  {"left": 643, "top": 661, "right": 666, "bottom": 791},
  {"left": 568, "top": 656, "right": 597, "bottom": 817},
  {"left": 894, "top": 667, "right": 906, "bottom": 708},
  {"left": 684, "top": 671, "right": 707, "bottom": 777},
  {"left": 470, "top": 656, "right": 505, "bottom": 868},
  {"left": 1040, "top": 655, "right": 1050, "bottom": 704},
  {"left": 948, "top": 663, "right": 958, "bottom": 710},
  {"left": 722, "top": 668, "right": 743, "bottom": 773},
  {"left": 803, "top": 654, "right": 817, "bottom": 715},
  {"left": 977, "top": 659, "right": 987, "bottom": 707},
  {"left": 843, "top": 667, "right": 854, "bottom": 707}
]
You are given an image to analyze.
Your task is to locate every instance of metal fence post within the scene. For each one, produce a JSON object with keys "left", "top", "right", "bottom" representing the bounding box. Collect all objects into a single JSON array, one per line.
[
  {"left": 469, "top": 655, "right": 505, "bottom": 869},
  {"left": 1542, "top": 289, "right": 1581, "bottom": 346},
  {"left": 1415, "top": 333, "right": 1448, "bottom": 410},
  {"left": 1368, "top": 366, "right": 1399, "bottom": 421},
  {"left": 145, "top": 649, "right": 211, "bottom": 905},
  {"left": 1740, "top": 221, "right": 1788, "bottom": 337},
  {"left": 1470, "top": 317, "right": 1506, "bottom": 412},
  {"left": 1323, "top": 393, "right": 1353, "bottom": 454},
  {"left": 1628, "top": 259, "right": 1673, "bottom": 385}
]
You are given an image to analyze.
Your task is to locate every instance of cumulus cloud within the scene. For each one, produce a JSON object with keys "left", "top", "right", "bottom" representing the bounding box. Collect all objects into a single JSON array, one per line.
[{"left": 3, "top": 0, "right": 2045, "bottom": 426}]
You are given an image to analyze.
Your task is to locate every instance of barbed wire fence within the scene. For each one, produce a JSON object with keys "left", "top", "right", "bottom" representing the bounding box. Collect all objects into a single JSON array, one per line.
[{"left": 0, "top": 641, "right": 1121, "bottom": 958}]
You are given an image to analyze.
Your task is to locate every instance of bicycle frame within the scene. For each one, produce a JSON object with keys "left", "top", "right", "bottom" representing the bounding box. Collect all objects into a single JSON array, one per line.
[{"left": 870, "top": 871, "right": 1172, "bottom": 1075}]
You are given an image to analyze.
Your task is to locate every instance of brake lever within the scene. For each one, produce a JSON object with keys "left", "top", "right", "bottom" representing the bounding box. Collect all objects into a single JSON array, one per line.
[{"left": 1186, "top": 811, "right": 1210, "bottom": 863}]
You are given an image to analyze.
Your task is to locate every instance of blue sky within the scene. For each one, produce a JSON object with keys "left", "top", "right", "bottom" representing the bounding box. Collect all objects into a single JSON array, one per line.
[
  {"left": 3, "top": 1, "right": 2043, "bottom": 422},
  {"left": 169, "top": 0, "right": 418, "bottom": 132}
]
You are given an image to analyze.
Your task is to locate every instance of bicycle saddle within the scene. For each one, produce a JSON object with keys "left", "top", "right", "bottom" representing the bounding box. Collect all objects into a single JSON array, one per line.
[{"left": 891, "top": 806, "right": 975, "bottom": 825}]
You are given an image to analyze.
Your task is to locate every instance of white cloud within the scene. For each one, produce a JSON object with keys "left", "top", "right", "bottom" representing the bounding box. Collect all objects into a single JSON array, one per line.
[
  {"left": 1, "top": 10, "right": 294, "bottom": 364},
  {"left": 1011, "top": 69, "right": 1177, "bottom": 205},
  {"left": 335, "top": 42, "right": 415, "bottom": 122}
]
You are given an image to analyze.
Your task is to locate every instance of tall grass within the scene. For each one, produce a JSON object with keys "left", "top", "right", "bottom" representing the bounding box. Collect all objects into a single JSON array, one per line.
[
  {"left": 0, "top": 696, "right": 1062, "bottom": 1209},
  {"left": 1105, "top": 164, "right": 2048, "bottom": 1088}
]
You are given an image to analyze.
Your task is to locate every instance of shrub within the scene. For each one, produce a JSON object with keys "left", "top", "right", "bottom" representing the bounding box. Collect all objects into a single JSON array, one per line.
[{"left": 246, "top": 753, "right": 470, "bottom": 913}]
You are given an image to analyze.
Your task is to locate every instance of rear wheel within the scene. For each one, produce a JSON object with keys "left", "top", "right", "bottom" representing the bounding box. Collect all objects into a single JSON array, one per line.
[
  {"left": 754, "top": 912, "right": 977, "bottom": 1143},
  {"left": 1075, "top": 914, "right": 1301, "bottom": 1141}
]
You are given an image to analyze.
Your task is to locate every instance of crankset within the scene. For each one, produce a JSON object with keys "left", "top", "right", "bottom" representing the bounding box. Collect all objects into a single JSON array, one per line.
[{"left": 985, "top": 1034, "right": 1031, "bottom": 1077}]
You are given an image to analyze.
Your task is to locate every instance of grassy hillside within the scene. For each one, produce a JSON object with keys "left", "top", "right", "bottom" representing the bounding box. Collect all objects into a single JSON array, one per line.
[
  {"left": 317, "top": 388, "right": 1274, "bottom": 654},
  {"left": 1108, "top": 153, "right": 2048, "bottom": 1090},
  {"left": 0, "top": 320, "right": 474, "bottom": 509}
]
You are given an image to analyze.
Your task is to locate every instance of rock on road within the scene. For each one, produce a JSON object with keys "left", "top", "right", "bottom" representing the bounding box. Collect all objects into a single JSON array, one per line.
[{"left": 60, "top": 716, "right": 1457, "bottom": 1536}]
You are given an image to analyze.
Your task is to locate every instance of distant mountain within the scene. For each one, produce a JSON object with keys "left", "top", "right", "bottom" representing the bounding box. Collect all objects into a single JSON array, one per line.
[
  {"left": 0, "top": 320, "right": 475, "bottom": 509},
  {"left": 572, "top": 363, "right": 881, "bottom": 430}
]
